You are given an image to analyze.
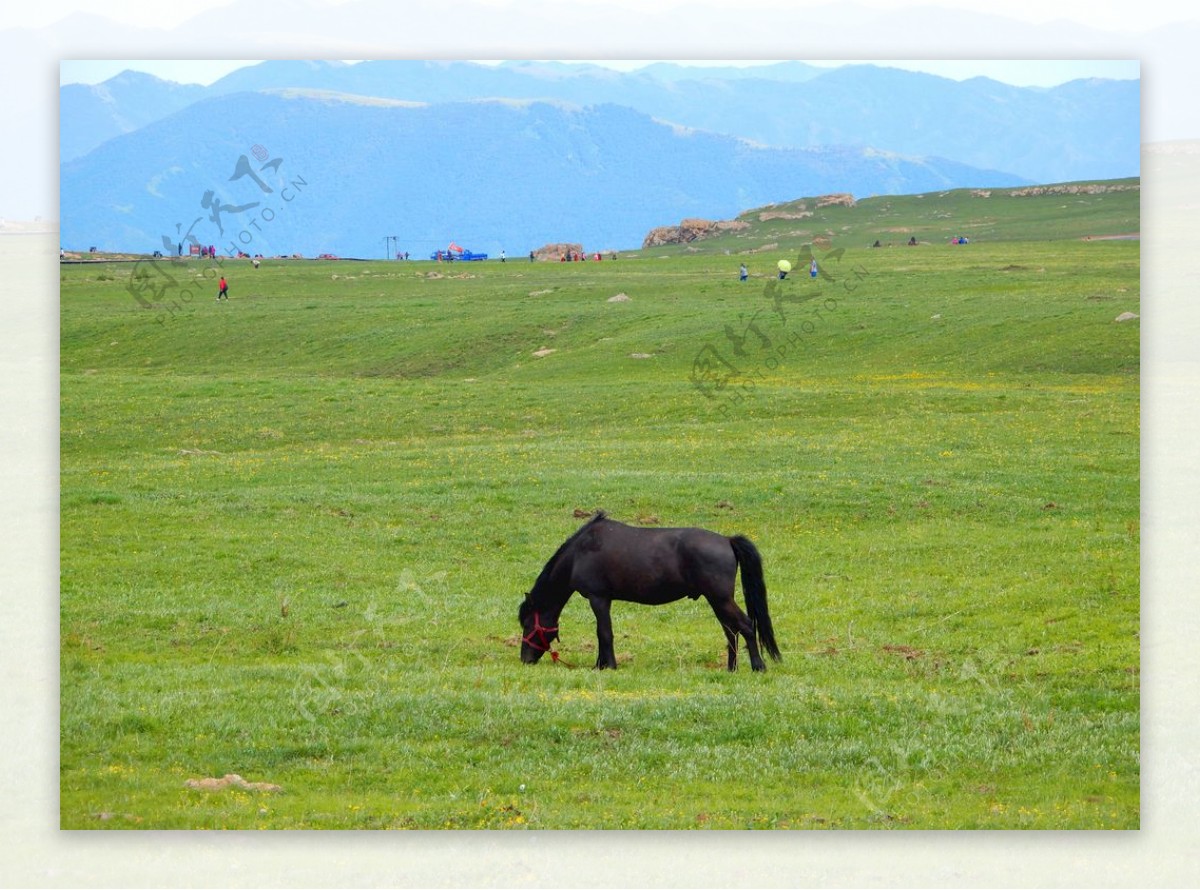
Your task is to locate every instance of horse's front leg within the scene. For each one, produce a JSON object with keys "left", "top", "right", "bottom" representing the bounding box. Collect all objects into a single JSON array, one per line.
[{"left": 586, "top": 595, "right": 618, "bottom": 669}]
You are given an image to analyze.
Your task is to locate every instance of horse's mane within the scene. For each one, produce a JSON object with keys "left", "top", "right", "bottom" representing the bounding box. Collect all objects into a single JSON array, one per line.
[{"left": 526, "top": 511, "right": 607, "bottom": 607}]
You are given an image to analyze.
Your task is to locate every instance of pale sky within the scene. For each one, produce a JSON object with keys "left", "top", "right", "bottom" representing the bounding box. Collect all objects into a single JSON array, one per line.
[
  {"left": 19, "top": 0, "right": 1200, "bottom": 33},
  {"left": 59, "top": 58, "right": 1141, "bottom": 89}
]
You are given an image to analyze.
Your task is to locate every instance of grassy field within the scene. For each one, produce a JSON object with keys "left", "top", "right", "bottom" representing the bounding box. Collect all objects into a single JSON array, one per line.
[{"left": 60, "top": 184, "right": 1139, "bottom": 829}]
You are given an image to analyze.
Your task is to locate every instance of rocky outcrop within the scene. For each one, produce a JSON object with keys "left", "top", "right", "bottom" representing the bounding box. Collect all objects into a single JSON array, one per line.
[
  {"left": 815, "top": 193, "right": 856, "bottom": 208},
  {"left": 532, "top": 242, "right": 584, "bottom": 261},
  {"left": 642, "top": 195, "right": 858, "bottom": 248},
  {"left": 185, "top": 773, "right": 282, "bottom": 793},
  {"left": 643, "top": 218, "right": 717, "bottom": 248},
  {"left": 758, "top": 209, "right": 813, "bottom": 221},
  {"left": 1009, "top": 183, "right": 1139, "bottom": 197},
  {"left": 641, "top": 217, "right": 749, "bottom": 248}
]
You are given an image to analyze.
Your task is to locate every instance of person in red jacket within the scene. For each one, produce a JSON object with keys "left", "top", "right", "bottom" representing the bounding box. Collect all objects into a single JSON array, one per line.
[{"left": 218, "top": 276, "right": 229, "bottom": 301}]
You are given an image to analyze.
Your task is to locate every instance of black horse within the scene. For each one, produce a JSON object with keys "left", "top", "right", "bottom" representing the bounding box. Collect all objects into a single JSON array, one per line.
[{"left": 518, "top": 512, "right": 781, "bottom": 671}]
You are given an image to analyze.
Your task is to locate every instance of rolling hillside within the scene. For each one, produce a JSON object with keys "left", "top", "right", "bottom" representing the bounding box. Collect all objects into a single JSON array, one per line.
[{"left": 640, "top": 179, "right": 1141, "bottom": 255}]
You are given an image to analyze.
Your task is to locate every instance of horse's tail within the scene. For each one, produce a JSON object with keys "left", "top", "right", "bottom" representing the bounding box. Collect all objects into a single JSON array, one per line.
[{"left": 729, "top": 535, "right": 781, "bottom": 662}]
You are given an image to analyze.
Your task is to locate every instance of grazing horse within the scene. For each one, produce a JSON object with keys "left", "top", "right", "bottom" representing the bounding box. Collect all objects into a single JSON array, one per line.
[{"left": 518, "top": 512, "right": 781, "bottom": 671}]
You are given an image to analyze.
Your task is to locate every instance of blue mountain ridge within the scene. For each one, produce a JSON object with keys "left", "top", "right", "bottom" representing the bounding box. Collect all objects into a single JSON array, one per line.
[
  {"left": 60, "top": 90, "right": 1030, "bottom": 257},
  {"left": 61, "top": 59, "right": 1140, "bottom": 187}
]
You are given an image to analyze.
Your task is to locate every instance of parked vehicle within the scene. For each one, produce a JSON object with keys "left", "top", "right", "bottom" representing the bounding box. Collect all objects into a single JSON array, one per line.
[{"left": 430, "top": 244, "right": 488, "bottom": 262}]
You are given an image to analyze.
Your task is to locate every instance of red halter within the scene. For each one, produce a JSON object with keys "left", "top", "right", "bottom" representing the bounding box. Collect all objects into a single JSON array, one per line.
[
  {"left": 522, "top": 612, "right": 558, "bottom": 652},
  {"left": 522, "top": 612, "right": 569, "bottom": 665}
]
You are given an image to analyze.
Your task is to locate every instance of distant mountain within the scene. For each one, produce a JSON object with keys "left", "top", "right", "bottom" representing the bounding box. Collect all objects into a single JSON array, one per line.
[
  {"left": 210, "top": 61, "right": 1141, "bottom": 184},
  {"left": 59, "top": 71, "right": 207, "bottom": 161},
  {"left": 783, "top": 66, "right": 1140, "bottom": 185},
  {"left": 60, "top": 61, "right": 1140, "bottom": 184},
  {"left": 59, "top": 91, "right": 1027, "bottom": 257}
]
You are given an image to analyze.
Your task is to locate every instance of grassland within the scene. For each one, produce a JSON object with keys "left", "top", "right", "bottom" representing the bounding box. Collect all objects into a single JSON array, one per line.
[{"left": 60, "top": 183, "right": 1139, "bottom": 829}]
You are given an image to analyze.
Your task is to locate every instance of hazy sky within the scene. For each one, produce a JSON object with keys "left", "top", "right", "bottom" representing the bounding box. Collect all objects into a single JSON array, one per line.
[
  {"left": 19, "top": 0, "right": 1199, "bottom": 33},
  {"left": 59, "top": 58, "right": 1140, "bottom": 89}
]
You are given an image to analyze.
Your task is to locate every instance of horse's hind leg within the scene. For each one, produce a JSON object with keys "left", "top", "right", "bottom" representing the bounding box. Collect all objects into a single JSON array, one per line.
[
  {"left": 720, "top": 624, "right": 738, "bottom": 671},
  {"left": 706, "top": 596, "right": 766, "bottom": 672}
]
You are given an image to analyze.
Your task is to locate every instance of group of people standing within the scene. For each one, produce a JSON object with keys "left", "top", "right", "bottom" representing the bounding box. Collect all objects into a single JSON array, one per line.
[
  {"left": 559, "top": 251, "right": 614, "bottom": 262},
  {"left": 739, "top": 259, "right": 819, "bottom": 281}
]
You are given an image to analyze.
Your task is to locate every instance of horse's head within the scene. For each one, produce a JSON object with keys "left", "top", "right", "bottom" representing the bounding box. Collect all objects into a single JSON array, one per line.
[{"left": 518, "top": 595, "right": 559, "bottom": 664}]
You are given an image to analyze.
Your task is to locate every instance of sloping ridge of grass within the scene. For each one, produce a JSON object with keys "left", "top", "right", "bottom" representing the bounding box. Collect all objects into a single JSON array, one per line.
[{"left": 635, "top": 177, "right": 1140, "bottom": 256}]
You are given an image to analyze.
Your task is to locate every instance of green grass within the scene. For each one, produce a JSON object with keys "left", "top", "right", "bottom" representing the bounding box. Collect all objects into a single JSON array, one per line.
[
  {"left": 60, "top": 188, "right": 1139, "bottom": 829},
  {"left": 699, "top": 178, "right": 1140, "bottom": 254}
]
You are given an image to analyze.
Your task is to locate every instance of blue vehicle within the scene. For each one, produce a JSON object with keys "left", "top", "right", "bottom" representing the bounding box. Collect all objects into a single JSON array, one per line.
[{"left": 431, "top": 245, "right": 488, "bottom": 262}]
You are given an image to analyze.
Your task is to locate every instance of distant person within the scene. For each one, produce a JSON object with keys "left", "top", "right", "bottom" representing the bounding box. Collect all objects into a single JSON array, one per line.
[
  {"left": 908, "top": 236, "right": 918, "bottom": 246},
  {"left": 872, "top": 240, "right": 882, "bottom": 248},
  {"left": 218, "top": 276, "right": 229, "bottom": 301},
  {"left": 810, "top": 258, "right": 819, "bottom": 279},
  {"left": 739, "top": 263, "right": 748, "bottom": 281},
  {"left": 529, "top": 250, "right": 535, "bottom": 262},
  {"left": 500, "top": 250, "right": 506, "bottom": 263}
]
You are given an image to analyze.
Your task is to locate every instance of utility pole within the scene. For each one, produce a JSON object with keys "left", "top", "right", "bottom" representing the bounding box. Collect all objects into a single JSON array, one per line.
[{"left": 384, "top": 235, "right": 397, "bottom": 260}]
